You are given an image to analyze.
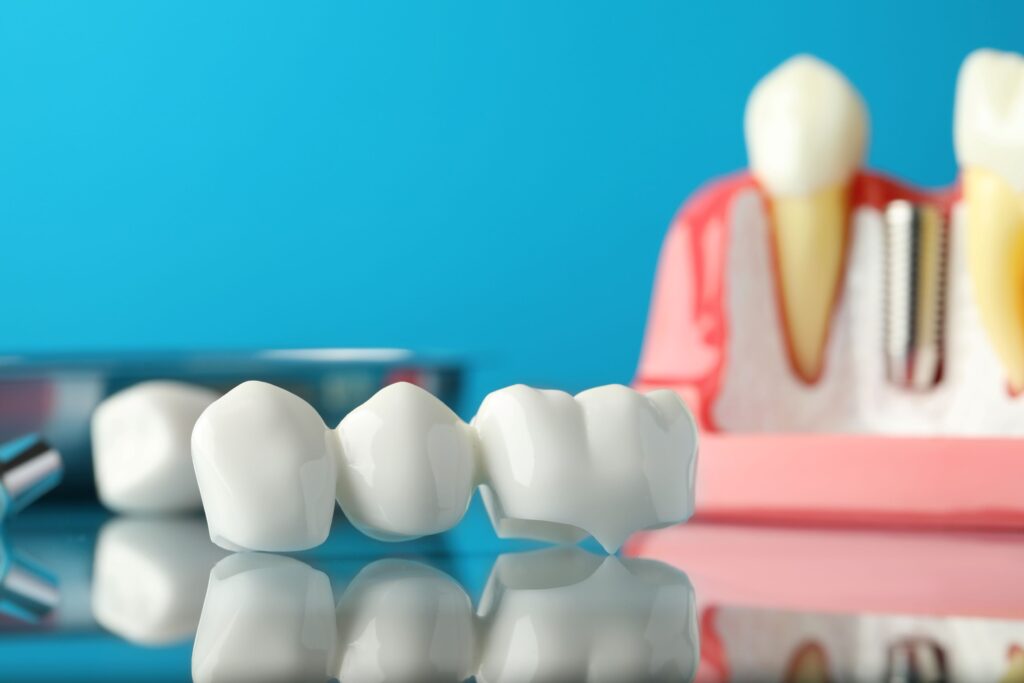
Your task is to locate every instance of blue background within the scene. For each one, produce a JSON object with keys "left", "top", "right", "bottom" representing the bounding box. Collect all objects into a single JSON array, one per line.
[{"left": 2, "top": 1, "right": 1021, "bottom": 409}]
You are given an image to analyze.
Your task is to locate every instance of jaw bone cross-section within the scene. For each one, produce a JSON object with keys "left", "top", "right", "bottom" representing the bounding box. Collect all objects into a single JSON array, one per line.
[{"left": 634, "top": 50, "right": 1024, "bottom": 529}]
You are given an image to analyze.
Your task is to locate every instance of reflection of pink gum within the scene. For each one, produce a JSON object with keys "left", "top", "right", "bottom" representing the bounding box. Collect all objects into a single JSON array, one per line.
[
  {"left": 625, "top": 523, "right": 1024, "bottom": 683},
  {"left": 633, "top": 172, "right": 1024, "bottom": 531}
]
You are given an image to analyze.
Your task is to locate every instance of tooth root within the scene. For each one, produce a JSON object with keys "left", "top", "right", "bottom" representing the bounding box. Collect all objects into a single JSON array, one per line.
[
  {"left": 964, "top": 168, "right": 1024, "bottom": 392},
  {"left": 769, "top": 186, "right": 849, "bottom": 381}
]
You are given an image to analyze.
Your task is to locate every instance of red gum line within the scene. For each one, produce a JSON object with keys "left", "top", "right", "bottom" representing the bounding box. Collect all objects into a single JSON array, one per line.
[{"left": 635, "top": 171, "right": 963, "bottom": 430}]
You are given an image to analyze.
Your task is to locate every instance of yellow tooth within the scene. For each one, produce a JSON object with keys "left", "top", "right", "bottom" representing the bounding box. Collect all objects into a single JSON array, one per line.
[
  {"left": 769, "top": 185, "right": 849, "bottom": 381},
  {"left": 955, "top": 49, "right": 1024, "bottom": 392},
  {"left": 964, "top": 167, "right": 1024, "bottom": 391},
  {"left": 1000, "top": 647, "right": 1024, "bottom": 683},
  {"left": 745, "top": 55, "right": 867, "bottom": 383}
]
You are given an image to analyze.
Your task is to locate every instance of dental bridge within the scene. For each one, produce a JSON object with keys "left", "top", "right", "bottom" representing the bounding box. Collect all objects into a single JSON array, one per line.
[{"left": 91, "top": 378, "right": 698, "bottom": 553}]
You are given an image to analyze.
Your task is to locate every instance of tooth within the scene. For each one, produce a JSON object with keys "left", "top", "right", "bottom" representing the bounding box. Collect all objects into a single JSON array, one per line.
[
  {"left": 91, "top": 381, "right": 217, "bottom": 513},
  {"left": 335, "top": 559, "right": 475, "bottom": 682},
  {"left": 91, "top": 517, "right": 226, "bottom": 645},
  {"left": 191, "top": 554, "right": 336, "bottom": 683},
  {"left": 955, "top": 48, "right": 1024, "bottom": 392},
  {"left": 476, "top": 547, "right": 699, "bottom": 683},
  {"left": 745, "top": 55, "right": 868, "bottom": 381},
  {"left": 334, "top": 382, "right": 477, "bottom": 541},
  {"left": 472, "top": 384, "right": 697, "bottom": 553},
  {"left": 191, "top": 381, "right": 337, "bottom": 552}
]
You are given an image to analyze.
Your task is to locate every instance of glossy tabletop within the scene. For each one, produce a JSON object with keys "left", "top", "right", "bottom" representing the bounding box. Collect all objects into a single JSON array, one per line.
[{"left": 1, "top": 502, "right": 1022, "bottom": 682}]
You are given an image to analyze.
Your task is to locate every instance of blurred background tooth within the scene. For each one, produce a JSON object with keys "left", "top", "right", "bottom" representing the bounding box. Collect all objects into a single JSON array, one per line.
[
  {"left": 191, "top": 382, "right": 337, "bottom": 552},
  {"left": 91, "top": 381, "right": 217, "bottom": 513},
  {"left": 475, "top": 547, "right": 699, "bottom": 683},
  {"left": 334, "top": 382, "right": 477, "bottom": 541},
  {"left": 192, "top": 554, "right": 335, "bottom": 683},
  {"left": 745, "top": 55, "right": 869, "bottom": 382},
  {"left": 335, "top": 559, "right": 475, "bottom": 682},
  {"left": 955, "top": 48, "right": 1024, "bottom": 392},
  {"left": 91, "top": 518, "right": 226, "bottom": 645}
]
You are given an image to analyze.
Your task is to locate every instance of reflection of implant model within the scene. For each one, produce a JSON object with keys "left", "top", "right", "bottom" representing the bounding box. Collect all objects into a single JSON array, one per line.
[
  {"left": 191, "top": 381, "right": 698, "bottom": 553},
  {"left": 0, "top": 434, "right": 63, "bottom": 519},
  {"left": 884, "top": 201, "right": 948, "bottom": 390},
  {"left": 0, "top": 536, "right": 59, "bottom": 625},
  {"left": 191, "top": 547, "right": 699, "bottom": 683}
]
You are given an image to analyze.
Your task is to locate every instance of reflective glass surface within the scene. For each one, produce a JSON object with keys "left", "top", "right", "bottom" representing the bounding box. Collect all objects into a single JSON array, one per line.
[{"left": 2, "top": 503, "right": 1022, "bottom": 682}]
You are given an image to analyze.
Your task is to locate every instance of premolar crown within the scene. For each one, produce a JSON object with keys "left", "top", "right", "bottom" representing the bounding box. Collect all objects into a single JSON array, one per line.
[
  {"left": 191, "top": 380, "right": 698, "bottom": 553},
  {"left": 745, "top": 54, "right": 869, "bottom": 383}
]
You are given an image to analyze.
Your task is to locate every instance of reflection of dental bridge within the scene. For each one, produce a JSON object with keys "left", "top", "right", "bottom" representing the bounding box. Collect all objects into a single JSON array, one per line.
[
  {"left": 189, "top": 547, "right": 698, "bottom": 683},
  {"left": 635, "top": 50, "right": 1024, "bottom": 530}
]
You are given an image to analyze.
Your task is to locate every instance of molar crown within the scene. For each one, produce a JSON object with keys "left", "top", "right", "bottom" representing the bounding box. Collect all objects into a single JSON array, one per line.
[{"left": 192, "top": 380, "right": 698, "bottom": 553}]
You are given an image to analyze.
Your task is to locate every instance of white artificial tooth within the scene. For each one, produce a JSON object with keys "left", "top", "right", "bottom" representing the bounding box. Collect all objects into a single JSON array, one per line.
[
  {"left": 473, "top": 384, "right": 697, "bottom": 553},
  {"left": 954, "top": 48, "right": 1024, "bottom": 392},
  {"left": 90, "top": 517, "right": 226, "bottom": 645},
  {"left": 335, "top": 559, "right": 475, "bottom": 682},
  {"left": 91, "top": 381, "right": 218, "bottom": 513},
  {"left": 476, "top": 547, "right": 699, "bottom": 683},
  {"left": 955, "top": 49, "right": 1024, "bottom": 193},
  {"left": 745, "top": 55, "right": 868, "bottom": 382},
  {"left": 334, "top": 382, "right": 477, "bottom": 541},
  {"left": 192, "top": 554, "right": 336, "bottom": 683},
  {"left": 191, "top": 381, "right": 337, "bottom": 552}
]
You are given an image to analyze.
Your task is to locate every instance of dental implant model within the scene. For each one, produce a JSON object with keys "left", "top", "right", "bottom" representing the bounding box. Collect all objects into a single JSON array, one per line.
[
  {"left": 191, "top": 380, "right": 698, "bottom": 553},
  {"left": 634, "top": 48, "right": 1024, "bottom": 530}
]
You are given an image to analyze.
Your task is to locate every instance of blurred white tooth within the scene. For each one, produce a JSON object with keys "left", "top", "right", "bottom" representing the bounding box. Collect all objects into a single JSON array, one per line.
[
  {"left": 191, "top": 381, "right": 337, "bottom": 552},
  {"left": 473, "top": 384, "right": 697, "bottom": 553},
  {"left": 335, "top": 559, "right": 475, "bottom": 682},
  {"left": 745, "top": 55, "right": 868, "bottom": 382},
  {"left": 476, "top": 547, "right": 699, "bottom": 683},
  {"left": 91, "top": 518, "right": 226, "bottom": 645},
  {"left": 192, "top": 554, "right": 336, "bottom": 683},
  {"left": 334, "top": 382, "right": 477, "bottom": 541},
  {"left": 954, "top": 48, "right": 1024, "bottom": 392},
  {"left": 91, "top": 381, "right": 217, "bottom": 513}
]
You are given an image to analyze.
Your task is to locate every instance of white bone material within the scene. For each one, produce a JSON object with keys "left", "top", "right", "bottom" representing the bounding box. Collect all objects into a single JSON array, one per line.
[{"left": 191, "top": 380, "right": 698, "bottom": 553}]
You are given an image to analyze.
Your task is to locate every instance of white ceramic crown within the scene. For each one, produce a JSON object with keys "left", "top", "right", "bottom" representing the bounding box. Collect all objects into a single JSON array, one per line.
[
  {"left": 191, "top": 381, "right": 337, "bottom": 552},
  {"left": 91, "top": 381, "right": 218, "bottom": 513},
  {"left": 335, "top": 382, "right": 478, "bottom": 541},
  {"left": 335, "top": 559, "right": 476, "bottom": 682},
  {"left": 191, "top": 380, "right": 698, "bottom": 553},
  {"left": 191, "top": 553, "right": 336, "bottom": 683},
  {"left": 473, "top": 384, "right": 698, "bottom": 552}
]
